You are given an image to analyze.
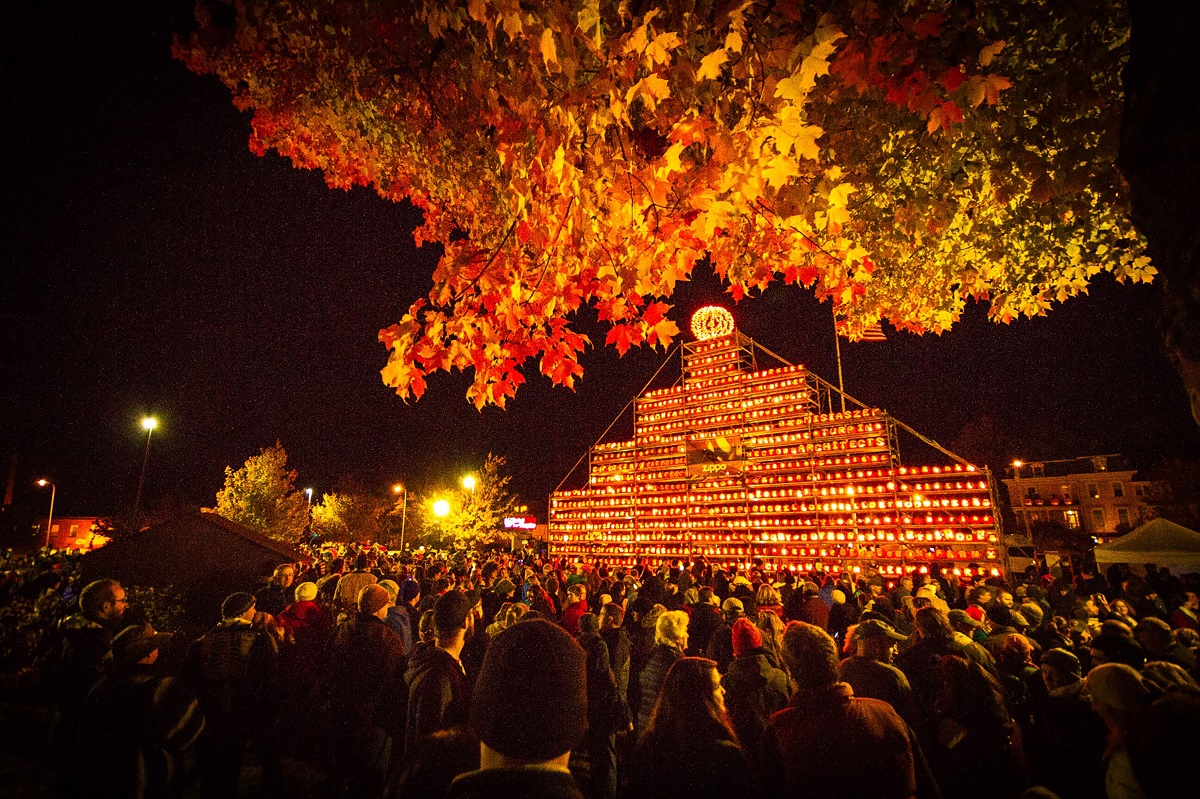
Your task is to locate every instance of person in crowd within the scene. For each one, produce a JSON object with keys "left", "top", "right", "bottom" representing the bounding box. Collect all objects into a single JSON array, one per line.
[
  {"left": 636, "top": 609, "right": 688, "bottom": 732},
  {"left": 929, "top": 653, "right": 1027, "bottom": 799},
  {"left": 761, "top": 622, "right": 926, "bottom": 799},
  {"left": 390, "top": 579, "right": 421, "bottom": 654},
  {"left": 52, "top": 578, "right": 128, "bottom": 793},
  {"left": 325, "top": 584, "right": 408, "bottom": 797},
  {"left": 405, "top": 590, "right": 473, "bottom": 755},
  {"left": 1087, "top": 662, "right": 1152, "bottom": 799},
  {"left": 485, "top": 601, "right": 513, "bottom": 639},
  {"left": 1169, "top": 589, "right": 1199, "bottom": 632},
  {"left": 755, "top": 584, "right": 784, "bottom": 618},
  {"left": 1106, "top": 597, "right": 1137, "bottom": 628},
  {"left": 1027, "top": 646, "right": 1107, "bottom": 799},
  {"left": 574, "top": 613, "right": 628, "bottom": 799},
  {"left": 706, "top": 597, "right": 744, "bottom": 673},
  {"left": 1134, "top": 616, "right": 1198, "bottom": 671},
  {"left": 995, "top": 633, "right": 1047, "bottom": 735},
  {"left": 628, "top": 657, "right": 753, "bottom": 799},
  {"left": 1136, "top": 687, "right": 1200, "bottom": 799},
  {"left": 839, "top": 619, "right": 921, "bottom": 729},
  {"left": 791, "top": 581, "right": 830, "bottom": 629},
  {"left": 895, "top": 606, "right": 994, "bottom": 735},
  {"left": 561, "top": 583, "right": 589, "bottom": 637},
  {"left": 599, "top": 603, "right": 632, "bottom": 703},
  {"left": 276, "top": 580, "right": 333, "bottom": 724},
  {"left": 79, "top": 623, "right": 203, "bottom": 799},
  {"left": 334, "top": 554, "right": 378, "bottom": 614},
  {"left": 182, "top": 592, "right": 281, "bottom": 799},
  {"left": 827, "top": 588, "right": 853, "bottom": 643},
  {"left": 948, "top": 608, "right": 986, "bottom": 643},
  {"left": 721, "top": 617, "right": 789, "bottom": 774},
  {"left": 686, "top": 587, "right": 721, "bottom": 656},
  {"left": 448, "top": 619, "right": 588, "bottom": 799},
  {"left": 755, "top": 608, "right": 787, "bottom": 670},
  {"left": 254, "top": 563, "right": 296, "bottom": 618}
]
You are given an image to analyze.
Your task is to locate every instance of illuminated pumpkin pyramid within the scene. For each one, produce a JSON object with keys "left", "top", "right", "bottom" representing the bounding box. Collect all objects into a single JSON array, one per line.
[{"left": 548, "top": 307, "right": 1000, "bottom": 578}]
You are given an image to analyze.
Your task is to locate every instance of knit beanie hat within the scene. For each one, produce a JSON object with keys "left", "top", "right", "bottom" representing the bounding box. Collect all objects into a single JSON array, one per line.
[
  {"left": 731, "top": 617, "right": 763, "bottom": 657},
  {"left": 433, "top": 590, "right": 473, "bottom": 637},
  {"left": 399, "top": 579, "right": 421, "bottom": 603},
  {"left": 294, "top": 582, "right": 318, "bottom": 602},
  {"left": 378, "top": 579, "right": 400, "bottom": 601},
  {"left": 359, "top": 584, "right": 391, "bottom": 615},
  {"left": 222, "top": 592, "right": 256, "bottom": 619},
  {"left": 471, "top": 618, "right": 586, "bottom": 762},
  {"left": 494, "top": 578, "right": 516, "bottom": 597},
  {"left": 831, "top": 589, "right": 847, "bottom": 605}
]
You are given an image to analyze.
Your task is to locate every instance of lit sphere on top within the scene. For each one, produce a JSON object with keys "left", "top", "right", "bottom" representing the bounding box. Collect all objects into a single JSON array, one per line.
[{"left": 690, "top": 306, "right": 735, "bottom": 340}]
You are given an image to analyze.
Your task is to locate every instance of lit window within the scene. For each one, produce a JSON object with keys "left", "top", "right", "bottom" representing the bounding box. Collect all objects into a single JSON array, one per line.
[
  {"left": 1064, "top": 510, "right": 1080, "bottom": 530},
  {"left": 1088, "top": 483, "right": 1100, "bottom": 500}
]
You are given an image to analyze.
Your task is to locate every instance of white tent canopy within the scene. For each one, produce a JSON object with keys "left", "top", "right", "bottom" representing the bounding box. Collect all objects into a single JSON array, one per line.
[{"left": 1093, "top": 517, "right": 1200, "bottom": 568}]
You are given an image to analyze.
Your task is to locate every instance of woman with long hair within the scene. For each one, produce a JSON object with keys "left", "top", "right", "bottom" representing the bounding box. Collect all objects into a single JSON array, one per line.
[{"left": 627, "top": 658, "right": 753, "bottom": 799}]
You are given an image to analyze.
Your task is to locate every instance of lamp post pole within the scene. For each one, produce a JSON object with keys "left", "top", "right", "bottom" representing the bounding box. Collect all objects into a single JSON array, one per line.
[
  {"left": 132, "top": 417, "right": 157, "bottom": 529},
  {"left": 36, "top": 479, "right": 55, "bottom": 549},
  {"left": 393, "top": 484, "right": 409, "bottom": 551}
]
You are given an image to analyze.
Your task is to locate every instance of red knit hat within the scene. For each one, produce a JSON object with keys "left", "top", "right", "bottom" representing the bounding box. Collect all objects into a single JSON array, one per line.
[{"left": 731, "top": 617, "right": 763, "bottom": 657}]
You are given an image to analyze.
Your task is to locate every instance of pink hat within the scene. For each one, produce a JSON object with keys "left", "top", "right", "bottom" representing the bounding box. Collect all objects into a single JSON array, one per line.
[{"left": 731, "top": 617, "right": 763, "bottom": 657}]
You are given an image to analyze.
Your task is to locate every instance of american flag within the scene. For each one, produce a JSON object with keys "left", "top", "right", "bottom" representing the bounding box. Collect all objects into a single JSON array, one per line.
[{"left": 842, "top": 320, "right": 887, "bottom": 342}]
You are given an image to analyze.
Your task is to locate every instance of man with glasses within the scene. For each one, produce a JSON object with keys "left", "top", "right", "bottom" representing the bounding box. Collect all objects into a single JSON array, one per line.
[{"left": 52, "top": 579, "right": 128, "bottom": 794}]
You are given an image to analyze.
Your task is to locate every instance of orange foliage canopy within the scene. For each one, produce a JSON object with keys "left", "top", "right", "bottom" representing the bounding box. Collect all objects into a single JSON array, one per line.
[{"left": 176, "top": 0, "right": 1149, "bottom": 408}]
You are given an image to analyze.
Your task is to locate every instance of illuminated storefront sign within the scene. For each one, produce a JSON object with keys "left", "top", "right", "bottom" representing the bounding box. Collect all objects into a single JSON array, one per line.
[{"left": 504, "top": 516, "right": 537, "bottom": 529}]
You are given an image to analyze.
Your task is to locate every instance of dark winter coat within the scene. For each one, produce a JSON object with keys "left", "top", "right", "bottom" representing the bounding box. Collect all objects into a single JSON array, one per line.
[
  {"left": 326, "top": 613, "right": 408, "bottom": 734},
  {"left": 706, "top": 614, "right": 742, "bottom": 673},
  {"left": 580, "top": 632, "right": 630, "bottom": 736},
  {"left": 56, "top": 613, "right": 118, "bottom": 718},
  {"left": 404, "top": 644, "right": 470, "bottom": 755},
  {"left": 761, "top": 683, "right": 919, "bottom": 799},
  {"left": 628, "top": 728, "right": 753, "bottom": 799},
  {"left": 839, "top": 655, "right": 923, "bottom": 729},
  {"left": 721, "top": 649, "right": 790, "bottom": 771},
  {"left": 447, "top": 768, "right": 585, "bottom": 799},
  {"left": 600, "top": 627, "right": 632, "bottom": 699},
  {"left": 687, "top": 603, "right": 722, "bottom": 656},
  {"left": 79, "top": 665, "right": 204, "bottom": 799},
  {"left": 636, "top": 643, "right": 684, "bottom": 731},
  {"left": 181, "top": 618, "right": 279, "bottom": 731}
]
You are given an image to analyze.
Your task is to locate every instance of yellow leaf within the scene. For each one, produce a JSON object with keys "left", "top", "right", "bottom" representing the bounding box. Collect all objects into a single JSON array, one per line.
[
  {"left": 775, "top": 73, "right": 811, "bottom": 102},
  {"left": 540, "top": 28, "right": 558, "bottom": 70},
  {"left": 577, "top": 0, "right": 602, "bottom": 48},
  {"left": 725, "top": 30, "right": 743, "bottom": 53},
  {"left": 762, "top": 155, "right": 799, "bottom": 188},
  {"left": 979, "top": 39, "right": 1006, "bottom": 67},
  {"left": 627, "top": 73, "right": 670, "bottom": 110},
  {"left": 645, "top": 31, "right": 682, "bottom": 65},
  {"left": 468, "top": 0, "right": 487, "bottom": 24},
  {"left": 827, "top": 182, "right": 856, "bottom": 207},
  {"left": 696, "top": 48, "right": 728, "bottom": 81},
  {"left": 664, "top": 141, "right": 685, "bottom": 173},
  {"left": 551, "top": 144, "right": 565, "bottom": 178}
]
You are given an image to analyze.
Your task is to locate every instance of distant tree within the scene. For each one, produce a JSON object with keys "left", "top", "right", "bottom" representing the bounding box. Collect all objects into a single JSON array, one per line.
[
  {"left": 210, "top": 441, "right": 309, "bottom": 543},
  {"left": 417, "top": 454, "right": 520, "bottom": 550},
  {"left": 310, "top": 489, "right": 388, "bottom": 544}
]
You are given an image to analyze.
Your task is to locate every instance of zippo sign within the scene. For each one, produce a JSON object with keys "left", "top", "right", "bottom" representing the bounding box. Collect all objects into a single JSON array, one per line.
[
  {"left": 504, "top": 516, "right": 537, "bottom": 529},
  {"left": 686, "top": 436, "right": 746, "bottom": 480}
]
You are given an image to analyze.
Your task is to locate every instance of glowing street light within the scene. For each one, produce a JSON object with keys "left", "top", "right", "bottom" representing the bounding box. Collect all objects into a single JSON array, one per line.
[
  {"left": 393, "top": 483, "right": 409, "bottom": 550},
  {"left": 132, "top": 416, "right": 158, "bottom": 529},
  {"left": 461, "top": 475, "right": 476, "bottom": 492},
  {"left": 36, "top": 479, "right": 56, "bottom": 549},
  {"left": 433, "top": 498, "right": 451, "bottom": 517}
]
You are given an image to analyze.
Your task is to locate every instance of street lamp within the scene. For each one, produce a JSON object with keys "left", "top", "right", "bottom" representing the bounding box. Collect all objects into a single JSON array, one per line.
[
  {"left": 36, "top": 479, "right": 56, "bottom": 549},
  {"left": 132, "top": 416, "right": 157, "bottom": 529},
  {"left": 433, "top": 498, "right": 451, "bottom": 517},
  {"left": 393, "top": 483, "right": 409, "bottom": 551},
  {"left": 461, "top": 475, "right": 476, "bottom": 492}
]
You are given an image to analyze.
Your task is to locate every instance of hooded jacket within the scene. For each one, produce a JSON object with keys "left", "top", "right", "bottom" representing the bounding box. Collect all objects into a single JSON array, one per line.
[
  {"left": 404, "top": 643, "right": 470, "bottom": 754},
  {"left": 721, "top": 648, "right": 790, "bottom": 770}
]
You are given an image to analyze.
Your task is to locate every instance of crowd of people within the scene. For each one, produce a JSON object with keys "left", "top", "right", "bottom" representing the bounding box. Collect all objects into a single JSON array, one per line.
[{"left": 10, "top": 541, "right": 1200, "bottom": 799}]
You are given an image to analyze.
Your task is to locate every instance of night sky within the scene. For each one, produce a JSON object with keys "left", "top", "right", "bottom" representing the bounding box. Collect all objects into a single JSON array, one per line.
[{"left": 3, "top": 2, "right": 1197, "bottom": 523}]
